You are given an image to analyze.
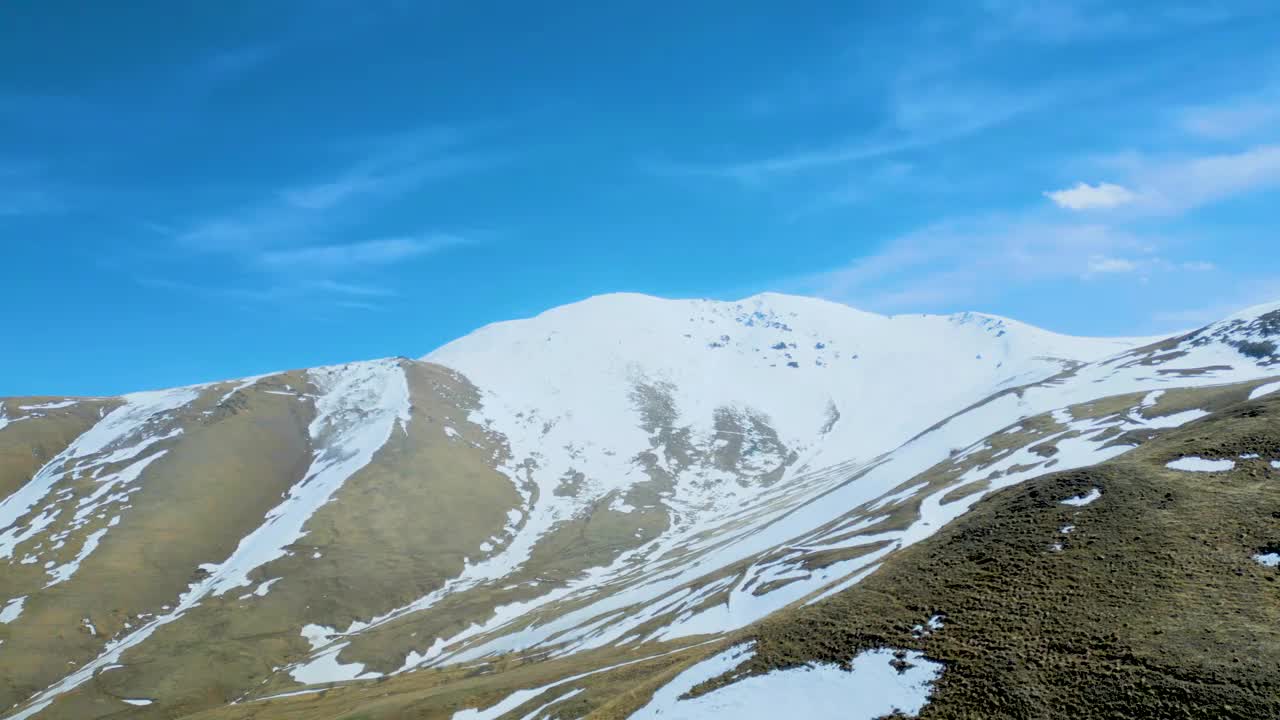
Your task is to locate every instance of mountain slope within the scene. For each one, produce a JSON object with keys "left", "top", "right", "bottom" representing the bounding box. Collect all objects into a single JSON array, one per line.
[
  {"left": 1, "top": 293, "right": 1278, "bottom": 719},
  {"left": 183, "top": 348, "right": 1280, "bottom": 720}
]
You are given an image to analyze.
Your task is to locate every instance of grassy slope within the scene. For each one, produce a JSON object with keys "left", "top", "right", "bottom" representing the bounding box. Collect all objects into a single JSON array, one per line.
[
  {"left": 184, "top": 389, "right": 1280, "bottom": 720},
  {"left": 1, "top": 375, "right": 317, "bottom": 716},
  {"left": 676, "top": 391, "right": 1280, "bottom": 719}
]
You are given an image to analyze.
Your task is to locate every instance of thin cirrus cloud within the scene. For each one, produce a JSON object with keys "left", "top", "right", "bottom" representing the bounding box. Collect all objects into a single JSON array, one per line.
[
  {"left": 150, "top": 127, "right": 494, "bottom": 307},
  {"left": 664, "top": 80, "right": 1054, "bottom": 185},
  {"left": 1046, "top": 145, "right": 1280, "bottom": 216},
  {"left": 255, "top": 235, "right": 469, "bottom": 270},
  {"left": 1178, "top": 99, "right": 1280, "bottom": 140},
  {"left": 791, "top": 215, "right": 1159, "bottom": 312},
  {"left": 978, "top": 0, "right": 1260, "bottom": 45},
  {"left": 172, "top": 126, "right": 490, "bottom": 253},
  {"left": 1085, "top": 255, "right": 1139, "bottom": 274}
]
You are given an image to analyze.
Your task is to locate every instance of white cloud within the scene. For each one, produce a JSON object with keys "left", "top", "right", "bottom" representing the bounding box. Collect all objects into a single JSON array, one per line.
[{"left": 1044, "top": 181, "right": 1137, "bottom": 210}]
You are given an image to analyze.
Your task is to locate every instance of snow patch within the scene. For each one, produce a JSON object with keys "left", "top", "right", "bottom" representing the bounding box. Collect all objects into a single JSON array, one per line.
[
  {"left": 1139, "top": 408, "right": 1209, "bottom": 429},
  {"left": 1254, "top": 553, "right": 1280, "bottom": 567},
  {"left": 253, "top": 578, "right": 282, "bottom": 597},
  {"left": 18, "top": 400, "right": 78, "bottom": 411},
  {"left": 1061, "top": 488, "right": 1101, "bottom": 507},
  {"left": 289, "top": 642, "right": 379, "bottom": 684},
  {"left": 1166, "top": 457, "right": 1236, "bottom": 472},
  {"left": 202, "top": 359, "right": 411, "bottom": 596},
  {"left": 631, "top": 643, "right": 943, "bottom": 720},
  {"left": 1249, "top": 381, "right": 1280, "bottom": 401},
  {"left": 0, "top": 596, "right": 25, "bottom": 623}
]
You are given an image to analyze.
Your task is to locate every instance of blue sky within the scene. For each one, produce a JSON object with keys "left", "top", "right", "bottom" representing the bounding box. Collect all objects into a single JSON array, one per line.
[{"left": 4, "top": 1, "right": 1280, "bottom": 396}]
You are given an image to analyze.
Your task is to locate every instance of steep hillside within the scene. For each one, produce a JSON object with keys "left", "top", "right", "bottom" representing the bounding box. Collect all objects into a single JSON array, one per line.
[
  {"left": 620, "top": 387, "right": 1280, "bottom": 719},
  {"left": 1, "top": 294, "right": 1278, "bottom": 720}
]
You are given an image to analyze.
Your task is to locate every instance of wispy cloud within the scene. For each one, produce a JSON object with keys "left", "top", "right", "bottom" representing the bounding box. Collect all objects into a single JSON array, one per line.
[
  {"left": 198, "top": 45, "right": 276, "bottom": 81},
  {"left": 1150, "top": 274, "right": 1280, "bottom": 330},
  {"left": 1085, "top": 255, "right": 1139, "bottom": 274},
  {"left": 791, "top": 210, "right": 1225, "bottom": 314},
  {"left": 1178, "top": 98, "right": 1280, "bottom": 140},
  {"left": 666, "top": 82, "right": 1052, "bottom": 185},
  {"left": 135, "top": 275, "right": 397, "bottom": 310},
  {"left": 1044, "top": 141, "right": 1280, "bottom": 219},
  {"left": 1086, "top": 145, "right": 1280, "bottom": 215},
  {"left": 255, "top": 235, "right": 468, "bottom": 269},
  {"left": 979, "top": 0, "right": 1135, "bottom": 43},
  {"left": 1045, "top": 182, "right": 1138, "bottom": 210},
  {"left": 146, "top": 127, "right": 497, "bottom": 308},
  {"left": 312, "top": 279, "right": 398, "bottom": 297},
  {"left": 979, "top": 0, "right": 1264, "bottom": 44},
  {"left": 173, "top": 126, "right": 491, "bottom": 253},
  {"left": 793, "top": 215, "right": 1163, "bottom": 312},
  {"left": 0, "top": 162, "right": 63, "bottom": 216}
]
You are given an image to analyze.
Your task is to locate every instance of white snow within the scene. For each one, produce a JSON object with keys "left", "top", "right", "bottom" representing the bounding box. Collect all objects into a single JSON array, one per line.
[
  {"left": 1272, "top": 461, "right": 1280, "bottom": 470},
  {"left": 0, "top": 596, "right": 25, "bottom": 623},
  {"left": 1061, "top": 488, "right": 1101, "bottom": 507},
  {"left": 289, "top": 641, "right": 379, "bottom": 684},
  {"left": 631, "top": 643, "right": 943, "bottom": 720},
  {"left": 1166, "top": 457, "right": 1236, "bottom": 472},
  {"left": 120, "top": 699, "right": 153, "bottom": 707},
  {"left": 214, "top": 374, "right": 270, "bottom": 406},
  {"left": 1254, "top": 553, "right": 1280, "bottom": 567},
  {"left": 1137, "top": 408, "right": 1209, "bottom": 429},
  {"left": 911, "top": 615, "right": 945, "bottom": 637},
  {"left": 355, "top": 294, "right": 1186, "bottom": 666},
  {"left": 43, "top": 526, "right": 110, "bottom": 587},
  {"left": 1249, "top": 381, "right": 1280, "bottom": 400},
  {"left": 362, "top": 316, "right": 1272, "bottom": 672},
  {"left": 425, "top": 295, "right": 1145, "bottom": 565},
  {"left": 253, "top": 578, "right": 282, "bottom": 597},
  {"left": 248, "top": 688, "right": 328, "bottom": 702}
]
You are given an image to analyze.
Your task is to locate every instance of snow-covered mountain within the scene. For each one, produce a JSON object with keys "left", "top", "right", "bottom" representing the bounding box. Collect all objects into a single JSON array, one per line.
[{"left": 1, "top": 293, "right": 1278, "bottom": 720}]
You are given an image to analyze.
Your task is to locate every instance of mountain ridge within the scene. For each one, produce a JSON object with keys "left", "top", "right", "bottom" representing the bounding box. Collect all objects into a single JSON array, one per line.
[{"left": 1, "top": 295, "right": 1279, "bottom": 719}]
